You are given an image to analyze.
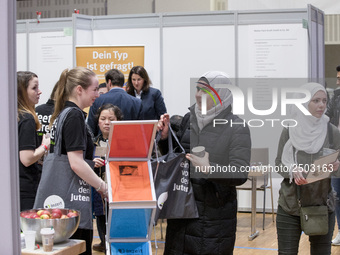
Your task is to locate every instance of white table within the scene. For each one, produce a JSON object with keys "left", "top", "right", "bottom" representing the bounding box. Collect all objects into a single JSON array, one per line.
[{"left": 22, "top": 239, "right": 85, "bottom": 255}]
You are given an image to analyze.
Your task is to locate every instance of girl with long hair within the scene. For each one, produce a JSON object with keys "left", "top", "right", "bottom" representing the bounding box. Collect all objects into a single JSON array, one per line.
[
  {"left": 17, "top": 71, "right": 50, "bottom": 211},
  {"left": 38, "top": 67, "right": 108, "bottom": 255}
]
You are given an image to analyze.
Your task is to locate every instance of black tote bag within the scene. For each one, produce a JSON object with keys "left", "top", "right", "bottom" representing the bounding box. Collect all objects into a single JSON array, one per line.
[
  {"left": 34, "top": 107, "right": 94, "bottom": 229},
  {"left": 152, "top": 125, "right": 198, "bottom": 221}
]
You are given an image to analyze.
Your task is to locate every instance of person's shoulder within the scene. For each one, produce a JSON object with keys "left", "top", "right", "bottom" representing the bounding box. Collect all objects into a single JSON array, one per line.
[
  {"left": 149, "top": 87, "right": 159, "bottom": 93},
  {"left": 35, "top": 104, "right": 45, "bottom": 111},
  {"left": 62, "top": 107, "right": 84, "bottom": 121},
  {"left": 105, "top": 88, "right": 129, "bottom": 98},
  {"left": 333, "top": 88, "right": 340, "bottom": 98},
  {"left": 94, "top": 89, "right": 120, "bottom": 103},
  {"left": 18, "top": 112, "right": 35, "bottom": 128},
  {"left": 330, "top": 122, "right": 340, "bottom": 137},
  {"left": 19, "top": 111, "right": 34, "bottom": 121},
  {"left": 36, "top": 102, "right": 54, "bottom": 114},
  {"left": 149, "top": 87, "right": 162, "bottom": 96}
]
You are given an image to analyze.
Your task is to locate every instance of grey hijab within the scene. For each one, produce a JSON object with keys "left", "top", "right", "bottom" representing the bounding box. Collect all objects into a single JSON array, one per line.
[{"left": 195, "top": 71, "right": 233, "bottom": 130}]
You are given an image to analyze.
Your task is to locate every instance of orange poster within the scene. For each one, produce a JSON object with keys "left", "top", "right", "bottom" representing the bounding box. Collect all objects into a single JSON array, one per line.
[{"left": 76, "top": 46, "right": 144, "bottom": 83}]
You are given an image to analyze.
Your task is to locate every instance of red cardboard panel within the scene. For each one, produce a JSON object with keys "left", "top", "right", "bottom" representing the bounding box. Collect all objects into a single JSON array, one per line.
[{"left": 108, "top": 124, "right": 154, "bottom": 158}]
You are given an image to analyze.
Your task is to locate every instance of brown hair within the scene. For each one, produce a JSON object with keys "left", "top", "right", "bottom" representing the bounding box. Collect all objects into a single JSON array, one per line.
[
  {"left": 50, "top": 67, "right": 96, "bottom": 126},
  {"left": 17, "top": 71, "right": 41, "bottom": 130},
  {"left": 126, "top": 66, "right": 151, "bottom": 96}
]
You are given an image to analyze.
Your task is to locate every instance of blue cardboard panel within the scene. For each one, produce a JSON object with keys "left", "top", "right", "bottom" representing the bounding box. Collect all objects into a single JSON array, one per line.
[
  {"left": 110, "top": 208, "right": 152, "bottom": 239},
  {"left": 110, "top": 242, "right": 150, "bottom": 255}
]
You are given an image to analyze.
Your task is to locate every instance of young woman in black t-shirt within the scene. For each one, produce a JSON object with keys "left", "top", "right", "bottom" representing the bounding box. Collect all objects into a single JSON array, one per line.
[
  {"left": 17, "top": 71, "right": 51, "bottom": 211},
  {"left": 49, "top": 67, "right": 108, "bottom": 255}
]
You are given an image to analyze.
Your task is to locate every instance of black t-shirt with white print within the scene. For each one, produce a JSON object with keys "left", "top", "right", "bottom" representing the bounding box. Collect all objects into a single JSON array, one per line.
[{"left": 50, "top": 101, "right": 94, "bottom": 160}]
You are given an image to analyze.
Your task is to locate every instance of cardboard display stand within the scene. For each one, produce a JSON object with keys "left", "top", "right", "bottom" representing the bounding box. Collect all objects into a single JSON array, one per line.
[{"left": 105, "top": 120, "right": 158, "bottom": 255}]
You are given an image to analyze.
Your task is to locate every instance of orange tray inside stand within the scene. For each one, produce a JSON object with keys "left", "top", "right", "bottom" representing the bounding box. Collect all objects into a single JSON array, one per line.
[{"left": 109, "top": 161, "right": 152, "bottom": 202}]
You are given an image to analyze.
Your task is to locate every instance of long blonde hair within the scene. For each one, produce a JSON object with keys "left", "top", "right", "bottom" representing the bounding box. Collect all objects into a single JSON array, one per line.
[
  {"left": 17, "top": 71, "right": 41, "bottom": 130},
  {"left": 50, "top": 67, "right": 96, "bottom": 126}
]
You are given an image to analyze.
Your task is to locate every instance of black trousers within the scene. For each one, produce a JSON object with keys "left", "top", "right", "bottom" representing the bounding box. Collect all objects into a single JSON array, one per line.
[
  {"left": 70, "top": 228, "right": 93, "bottom": 255},
  {"left": 276, "top": 205, "right": 335, "bottom": 255},
  {"left": 96, "top": 215, "right": 106, "bottom": 244}
]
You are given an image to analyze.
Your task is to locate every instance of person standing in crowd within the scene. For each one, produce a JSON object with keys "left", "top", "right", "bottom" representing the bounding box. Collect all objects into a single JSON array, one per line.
[
  {"left": 126, "top": 66, "right": 167, "bottom": 120},
  {"left": 35, "top": 81, "right": 58, "bottom": 149},
  {"left": 92, "top": 103, "right": 123, "bottom": 253},
  {"left": 158, "top": 71, "right": 250, "bottom": 255},
  {"left": 98, "top": 82, "right": 108, "bottom": 96},
  {"left": 326, "top": 65, "right": 340, "bottom": 245},
  {"left": 39, "top": 67, "right": 108, "bottom": 255},
  {"left": 87, "top": 69, "right": 142, "bottom": 136},
  {"left": 17, "top": 71, "right": 50, "bottom": 211},
  {"left": 276, "top": 83, "right": 340, "bottom": 254}
]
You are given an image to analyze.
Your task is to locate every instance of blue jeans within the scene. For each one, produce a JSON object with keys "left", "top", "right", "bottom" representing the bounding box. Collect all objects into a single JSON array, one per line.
[
  {"left": 276, "top": 205, "right": 335, "bottom": 255},
  {"left": 332, "top": 177, "right": 340, "bottom": 230}
]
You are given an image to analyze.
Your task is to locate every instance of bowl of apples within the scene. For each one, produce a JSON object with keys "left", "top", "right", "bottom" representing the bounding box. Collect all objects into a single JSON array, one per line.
[{"left": 20, "top": 208, "right": 80, "bottom": 243}]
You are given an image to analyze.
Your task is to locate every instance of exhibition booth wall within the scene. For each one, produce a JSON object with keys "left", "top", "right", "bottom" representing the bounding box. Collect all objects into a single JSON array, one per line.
[{"left": 16, "top": 5, "right": 324, "bottom": 212}]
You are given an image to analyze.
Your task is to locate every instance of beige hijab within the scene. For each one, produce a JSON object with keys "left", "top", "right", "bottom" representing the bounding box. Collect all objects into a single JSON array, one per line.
[{"left": 281, "top": 82, "right": 329, "bottom": 182}]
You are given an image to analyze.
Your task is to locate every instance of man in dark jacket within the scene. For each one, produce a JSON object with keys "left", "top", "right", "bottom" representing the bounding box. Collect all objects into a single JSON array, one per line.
[
  {"left": 87, "top": 69, "right": 142, "bottom": 136},
  {"left": 326, "top": 65, "right": 340, "bottom": 245},
  {"left": 326, "top": 65, "right": 340, "bottom": 128}
]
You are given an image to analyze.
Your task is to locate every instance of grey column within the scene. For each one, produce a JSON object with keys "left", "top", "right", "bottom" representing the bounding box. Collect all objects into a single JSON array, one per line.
[{"left": 0, "top": 0, "right": 21, "bottom": 254}]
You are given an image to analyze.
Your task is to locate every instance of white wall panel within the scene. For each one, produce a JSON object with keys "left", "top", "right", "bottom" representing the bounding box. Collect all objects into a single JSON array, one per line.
[
  {"left": 229, "top": 0, "right": 339, "bottom": 15},
  {"left": 163, "top": 25, "right": 235, "bottom": 117},
  {"left": 29, "top": 31, "right": 73, "bottom": 105},
  {"left": 76, "top": 29, "right": 93, "bottom": 46},
  {"left": 16, "top": 33, "right": 27, "bottom": 71}
]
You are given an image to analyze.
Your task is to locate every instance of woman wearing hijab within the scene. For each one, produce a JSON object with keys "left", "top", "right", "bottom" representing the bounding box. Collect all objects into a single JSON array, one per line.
[
  {"left": 158, "top": 71, "right": 251, "bottom": 255},
  {"left": 275, "top": 83, "right": 340, "bottom": 254}
]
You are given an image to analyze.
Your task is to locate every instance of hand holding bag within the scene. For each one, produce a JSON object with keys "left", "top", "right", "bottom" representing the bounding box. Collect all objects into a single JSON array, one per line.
[
  {"left": 34, "top": 107, "right": 94, "bottom": 229},
  {"left": 152, "top": 124, "right": 198, "bottom": 221},
  {"left": 297, "top": 186, "right": 328, "bottom": 236}
]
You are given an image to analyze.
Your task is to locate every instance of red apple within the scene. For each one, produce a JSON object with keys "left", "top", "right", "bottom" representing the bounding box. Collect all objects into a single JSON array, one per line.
[
  {"left": 51, "top": 212, "right": 61, "bottom": 219},
  {"left": 30, "top": 213, "right": 39, "bottom": 219},
  {"left": 40, "top": 214, "right": 50, "bottom": 219},
  {"left": 20, "top": 212, "right": 30, "bottom": 218},
  {"left": 42, "top": 210, "right": 51, "bottom": 216},
  {"left": 60, "top": 215, "right": 69, "bottom": 219},
  {"left": 51, "top": 209, "right": 62, "bottom": 215},
  {"left": 67, "top": 212, "right": 78, "bottom": 218}
]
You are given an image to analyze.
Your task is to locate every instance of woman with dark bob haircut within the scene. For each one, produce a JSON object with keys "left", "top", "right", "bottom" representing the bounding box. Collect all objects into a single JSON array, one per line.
[
  {"left": 126, "top": 66, "right": 167, "bottom": 120},
  {"left": 92, "top": 103, "right": 123, "bottom": 252}
]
